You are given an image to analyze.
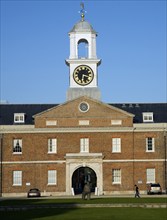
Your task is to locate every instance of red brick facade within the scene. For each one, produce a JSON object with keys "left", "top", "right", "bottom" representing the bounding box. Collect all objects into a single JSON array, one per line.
[{"left": 0, "top": 97, "right": 166, "bottom": 196}]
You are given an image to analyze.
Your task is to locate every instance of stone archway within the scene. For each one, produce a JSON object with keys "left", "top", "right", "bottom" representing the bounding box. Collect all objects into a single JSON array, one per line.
[
  {"left": 72, "top": 166, "right": 97, "bottom": 194},
  {"left": 65, "top": 153, "right": 103, "bottom": 195}
]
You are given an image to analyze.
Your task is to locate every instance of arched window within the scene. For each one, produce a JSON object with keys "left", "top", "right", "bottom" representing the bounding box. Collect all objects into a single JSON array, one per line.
[
  {"left": 78, "top": 39, "right": 88, "bottom": 58},
  {"left": 13, "top": 139, "right": 22, "bottom": 153}
]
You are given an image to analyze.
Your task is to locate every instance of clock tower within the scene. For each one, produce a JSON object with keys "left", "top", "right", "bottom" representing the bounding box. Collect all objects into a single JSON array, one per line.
[{"left": 66, "top": 4, "right": 101, "bottom": 101}]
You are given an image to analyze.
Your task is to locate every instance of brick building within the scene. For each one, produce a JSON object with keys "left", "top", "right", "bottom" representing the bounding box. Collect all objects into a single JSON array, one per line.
[{"left": 0, "top": 6, "right": 167, "bottom": 197}]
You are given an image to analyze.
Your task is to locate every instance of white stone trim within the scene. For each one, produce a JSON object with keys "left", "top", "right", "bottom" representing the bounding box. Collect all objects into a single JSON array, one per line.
[
  {"left": 0, "top": 126, "right": 143, "bottom": 133},
  {"left": 0, "top": 123, "right": 166, "bottom": 133},
  {"left": 79, "top": 120, "right": 90, "bottom": 125},
  {"left": 103, "top": 159, "right": 166, "bottom": 163},
  {"left": 111, "top": 120, "right": 122, "bottom": 125},
  {"left": 3, "top": 158, "right": 165, "bottom": 165},
  {"left": 65, "top": 154, "right": 103, "bottom": 195},
  {"left": 46, "top": 120, "right": 57, "bottom": 126},
  {"left": 134, "top": 123, "right": 167, "bottom": 129},
  {"left": 2, "top": 160, "right": 65, "bottom": 164},
  {"left": 65, "top": 153, "right": 103, "bottom": 158}
]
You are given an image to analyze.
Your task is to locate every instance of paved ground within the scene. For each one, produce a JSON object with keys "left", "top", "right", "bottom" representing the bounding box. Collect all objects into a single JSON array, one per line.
[
  {"left": 1, "top": 193, "right": 167, "bottom": 200},
  {"left": 0, "top": 203, "right": 166, "bottom": 211},
  {"left": 0, "top": 194, "right": 166, "bottom": 211}
]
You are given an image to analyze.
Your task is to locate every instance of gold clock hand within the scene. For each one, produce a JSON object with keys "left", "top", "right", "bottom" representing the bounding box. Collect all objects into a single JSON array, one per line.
[{"left": 83, "top": 74, "right": 89, "bottom": 78}]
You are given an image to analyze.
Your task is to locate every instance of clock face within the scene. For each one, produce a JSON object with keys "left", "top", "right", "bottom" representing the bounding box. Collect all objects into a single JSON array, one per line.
[{"left": 73, "top": 65, "right": 94, "bottom": 86}]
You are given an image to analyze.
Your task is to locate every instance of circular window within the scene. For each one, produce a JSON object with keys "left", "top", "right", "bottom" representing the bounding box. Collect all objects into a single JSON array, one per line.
[{"left": 79, "top": 102, "right": 89, "bottom": 112}]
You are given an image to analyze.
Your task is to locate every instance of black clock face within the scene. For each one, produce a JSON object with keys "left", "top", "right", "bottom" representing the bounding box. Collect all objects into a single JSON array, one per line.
[{"left": 73, "top": 65, "right": 94, "bottom": 86}]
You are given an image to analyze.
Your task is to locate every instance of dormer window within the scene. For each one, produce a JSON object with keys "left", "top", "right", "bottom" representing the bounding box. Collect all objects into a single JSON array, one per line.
[
  {"left": 143, "top": 112, "right": 153, "bottom": 122},
  {"left": 14, "top": 113, "right": 25, "bottom": 123}
]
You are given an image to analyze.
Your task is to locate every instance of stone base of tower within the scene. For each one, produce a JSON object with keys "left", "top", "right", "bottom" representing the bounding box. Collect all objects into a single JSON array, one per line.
[{"left": 67, "top": 87, "right": 101, "bottom": 101}]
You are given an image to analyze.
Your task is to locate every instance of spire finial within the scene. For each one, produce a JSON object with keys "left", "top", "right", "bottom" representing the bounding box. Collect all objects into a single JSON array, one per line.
[{"left": 79, "top": 2, "right": 86, "bottom": 21}]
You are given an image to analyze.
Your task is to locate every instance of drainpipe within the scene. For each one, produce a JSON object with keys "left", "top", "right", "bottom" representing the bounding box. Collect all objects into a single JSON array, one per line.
[
  {"left": 164, "top": 128, "right": 167, "bottom": 194},
  {"left": 0, "top": 134, "right": 3, "bottom": 197},
  {"left": 133, "top": 127, "right": 136, "bottom": 187}
]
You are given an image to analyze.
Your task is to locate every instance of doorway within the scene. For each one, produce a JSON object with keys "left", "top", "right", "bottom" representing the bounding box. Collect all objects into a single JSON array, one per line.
[{"left": 72, "top": 167, "right": 97, "bottom": 194}]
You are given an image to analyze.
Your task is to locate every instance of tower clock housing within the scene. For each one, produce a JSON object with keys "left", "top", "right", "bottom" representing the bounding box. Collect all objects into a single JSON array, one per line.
[{"left": 66, "top": 9, "right": 101, "bottom": 101}]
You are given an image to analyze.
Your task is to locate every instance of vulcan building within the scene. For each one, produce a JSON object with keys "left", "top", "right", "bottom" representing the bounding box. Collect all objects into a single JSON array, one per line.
[{"left": 0, "top": 8, "right": 166, "bottom": 197}]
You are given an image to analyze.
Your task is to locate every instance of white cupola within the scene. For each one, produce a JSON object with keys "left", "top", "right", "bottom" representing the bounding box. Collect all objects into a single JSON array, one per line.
[{"left": 66, "top": 3, "right": 101, "bottom": 101}]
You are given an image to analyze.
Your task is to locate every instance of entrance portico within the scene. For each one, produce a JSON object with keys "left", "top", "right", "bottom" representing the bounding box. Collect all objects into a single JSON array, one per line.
[{"left": 65, "top": 153, "right": 103, "bottom": 195}]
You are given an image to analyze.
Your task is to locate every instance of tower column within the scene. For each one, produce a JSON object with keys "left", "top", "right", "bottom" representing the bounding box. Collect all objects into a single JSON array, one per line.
[
  {"left": 69, "top": 35, "right": 77, "bottom": 59},
  {"left": 91, "top": 36, "right": 97, "bottom": 59}
]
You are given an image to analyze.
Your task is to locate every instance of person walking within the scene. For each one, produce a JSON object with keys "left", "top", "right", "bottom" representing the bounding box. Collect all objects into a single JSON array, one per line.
[{"left": 134, "top": 184, "right": 140, "bottom": 198}]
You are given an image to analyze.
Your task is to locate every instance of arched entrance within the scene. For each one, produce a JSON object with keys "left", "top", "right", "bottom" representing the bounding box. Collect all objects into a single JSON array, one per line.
[{"left": 72, "top": 167, "right": 97, "bottom": 194}]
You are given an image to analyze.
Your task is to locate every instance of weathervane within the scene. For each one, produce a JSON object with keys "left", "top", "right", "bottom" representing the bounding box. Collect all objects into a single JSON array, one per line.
[{"left": 79, "top": 2, "right": 87, "bottom": 21}]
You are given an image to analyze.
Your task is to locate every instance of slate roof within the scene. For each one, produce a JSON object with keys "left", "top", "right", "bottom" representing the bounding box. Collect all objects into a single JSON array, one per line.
[
  {"left": 111, "top": 103, "right": 167, "bottom": 123},
  {"left": 0, "top": 103, "right": 166, "bottom": 125},
  {"left": 0, "top": 104, "right": 56, "bottom": 125}
]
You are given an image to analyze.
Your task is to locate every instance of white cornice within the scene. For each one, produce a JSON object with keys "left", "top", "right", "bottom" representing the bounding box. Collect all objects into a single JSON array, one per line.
[
  {"left": 65, "top": 59, "right": 101, "bottom": 65},
  {"left": 65, "top": 153, "right": 103, "bottom": 159},
  {"left": 2, "top": 160, "right": 66, "bottom": 164},
  {"left": 0, "top": 125, "right": 35, "bottom": 133},
  {"left": 0, "top": 123, "right": 166, "bottom": 134},
  {"left": 2, "top": 158, "right": 166, "bottom": 165},
  {"left": 134, "top": 123, "right": 167, "bottom": 131},
  {"left": 103, "top": 159, "right": 167, "bottom": 163},
  {"left": 0, "top": 126, "right": 134, "bottom": 133}
]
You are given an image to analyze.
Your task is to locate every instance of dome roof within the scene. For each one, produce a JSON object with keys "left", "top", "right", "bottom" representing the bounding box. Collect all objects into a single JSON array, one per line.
[{"left": 70, "top": 20, "right": 97, "bottom": 34}]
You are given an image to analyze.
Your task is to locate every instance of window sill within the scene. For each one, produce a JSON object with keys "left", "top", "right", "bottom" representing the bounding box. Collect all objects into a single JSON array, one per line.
[
  {"left": 112, "top": 152, "right": 121, "bottom": 153},
  {"left": 47, "top": 152, "right": 57, "bottom": 154},
  {"left": 80, "top": 151, "right": 89, "bottom": 153},
  {"left": 112, "top": 182, "right": 121, "bottom": 185},
  {"left": 47, "top": 184, "right": 57, "bottom": 186},
  {"left": 13, "top": 153, "right": 22, "bottom": 155}
]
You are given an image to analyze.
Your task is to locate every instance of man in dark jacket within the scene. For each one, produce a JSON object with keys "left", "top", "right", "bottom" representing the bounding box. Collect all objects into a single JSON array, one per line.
[{"left": 134, "top": 184, "right": 140, "bottom": 198}]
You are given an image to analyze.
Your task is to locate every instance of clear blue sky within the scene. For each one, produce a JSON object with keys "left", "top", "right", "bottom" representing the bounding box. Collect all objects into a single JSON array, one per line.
[{"left": 1, "top": 0, "right": 166, "bottom": 104}]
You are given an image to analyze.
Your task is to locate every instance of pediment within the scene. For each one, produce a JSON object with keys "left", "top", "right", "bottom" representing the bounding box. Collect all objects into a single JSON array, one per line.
[{"left": 34, "top": 96, "right": 134, "bottom": 128}]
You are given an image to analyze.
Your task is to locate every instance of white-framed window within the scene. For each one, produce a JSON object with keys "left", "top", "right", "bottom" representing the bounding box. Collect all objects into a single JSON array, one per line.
[
  {"left": 112, "top": 138, "right": 121, "bottom": 153},
  {"left": 146, "top": 137, "right": 155, "bottom": 152},
  {"left": 146, "top": 168, "right": 155, "bottom": 183},
  {"left": 13, "top": 139, "right": 22, "bottom": 154},
  {"left": 80, "top": 138, "right": 89, "bottom": 153},
  {"left": 143, "top": 112, "right": 153, "bottom": 122},
  {"left": 48, "top": 170, "right": 57, "bottom": 185},
  {"left": 13, "top": 171, "right": 22, "bottom": 186},
  {"left": 48, "top": 139, "right": 57, "bottom": 153},
  {"left": 14, "top": 113, "right": 25, "bottom": 123},
  {"left": 112, "top": 169, "right": 121, "bottom": 184}
]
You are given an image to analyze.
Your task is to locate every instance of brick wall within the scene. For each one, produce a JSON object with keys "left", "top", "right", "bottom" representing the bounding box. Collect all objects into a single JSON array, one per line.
[{"left": 1, "top": 129, "right": 166, "bottom": 195}]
